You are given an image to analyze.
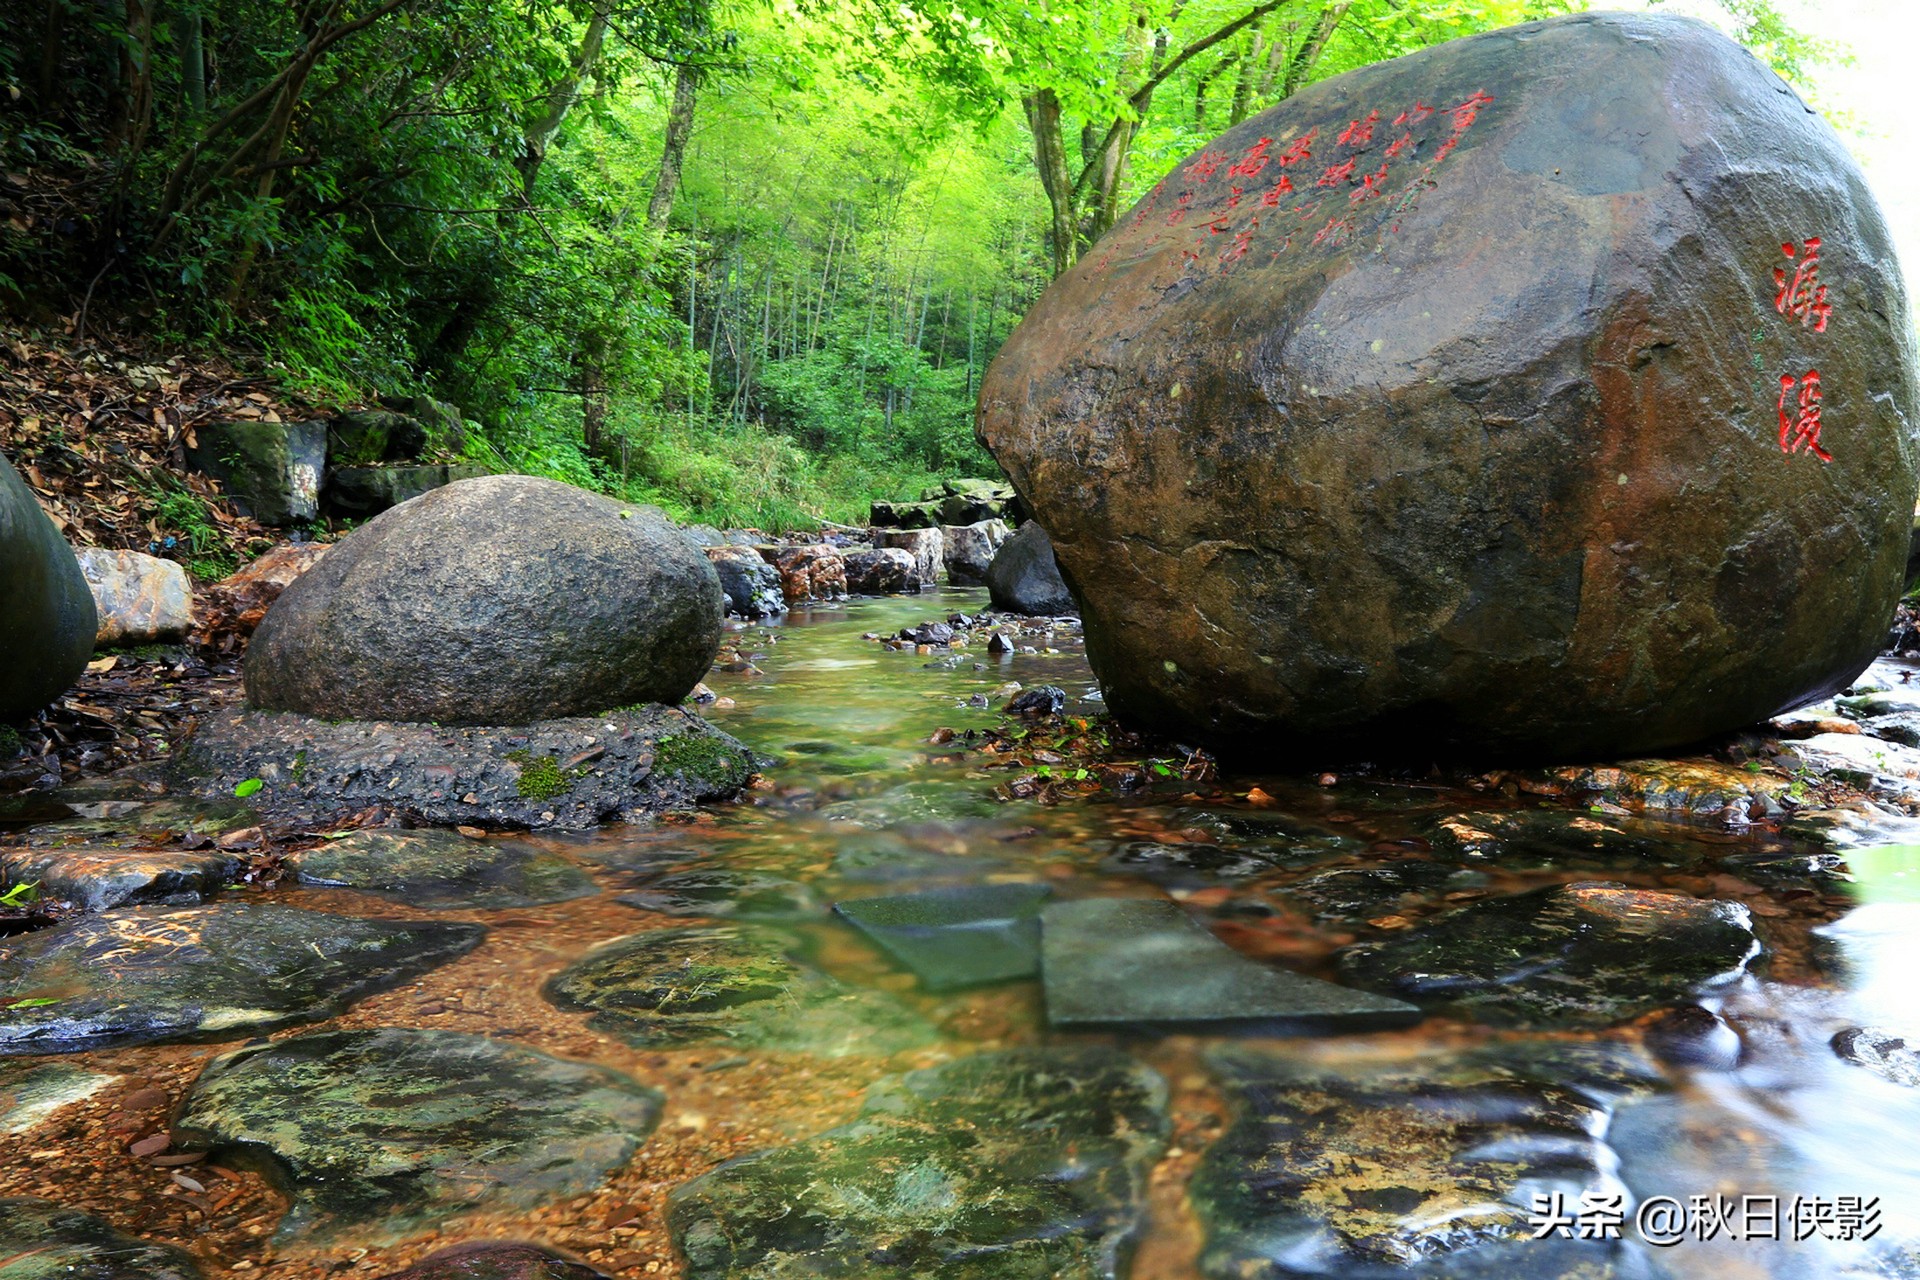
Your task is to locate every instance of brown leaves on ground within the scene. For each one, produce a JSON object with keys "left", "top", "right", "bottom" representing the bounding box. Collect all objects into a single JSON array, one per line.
[{"left": 960, "top": 714, "right": 1219, "bottom": 805}]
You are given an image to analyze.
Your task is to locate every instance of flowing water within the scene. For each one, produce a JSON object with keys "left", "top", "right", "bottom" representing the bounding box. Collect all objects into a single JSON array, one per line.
[{"left": 4, "top": 587, "right": 1920, "bottom": 1279}]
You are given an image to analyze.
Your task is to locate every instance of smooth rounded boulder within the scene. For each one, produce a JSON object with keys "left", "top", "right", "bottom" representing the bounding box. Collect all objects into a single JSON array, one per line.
[
  {"left": 986, "top": 522, "right": 1078, "bottom": 616},
  {"left": 1, "top": 452, "right": 97, "bottom": 721},
  {"left": 246, "top": 475, "right": 722, "bottom": 724},
  {"left": 978, "top": 13, "right": 1920, "bottom": 759}
]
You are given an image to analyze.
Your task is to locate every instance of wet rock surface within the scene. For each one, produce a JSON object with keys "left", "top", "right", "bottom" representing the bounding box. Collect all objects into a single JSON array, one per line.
[
  {"left": 0, "top": 452, "right": 97, "bottom": 720},
  {"left": 704, "top": 545, "right": 786, "bottom": 619},
  {"left": 616, "top": 868, "right": 819, "bottom": 920},
  {"left": 874, "top": 527, "right": 944, "bottom": 587},
  {"left": 0, "top": 1197, "right": 205, "bottom": 1279},
  {"left": 172, "top": 704, "right": 756, "bottom": 830},
  {"left": 0, "top": 845, "right": 240, "bottom": 912},
  {"left": 1336, "top": 882, "right": 1761, "bottom": 1027},
  {"left": 0, "top": 903, "right": 484, "bottom": 1053},
  {"left": 766, "top": 544, "right": 846, "bottom": 602},
  {"left": 544, "top": 923, "right": 934, "bottom": 1054},
  {"left": 173, "top": 1027, "right": 663, "bottom": 1245},
  {"left": 1043, "top": 898, "right": 1420, "bottom": 1031},
  {"left": 834, "top": 882, "right": 1049, "bottom": 991},
  {"left": 668, "top": 1048, "right": 1169, "bottom": 1280},
  {"left": 941, "top": 519, "right": 1009, "bottom": 586},
  {"left": 1, "top": 1061, "right": 119, "bottom": 1133},
  {"left": 247, "top": 475, "right": 723, "bottom": 723},
  {"left": 372, "top": 1245, "right": 611, "bottom": 1280},
  {"left": 978, "top": 12, "right": 1920, "bottom": 760},
  {"left": 1100, "top": 839, "right": 1291, "bottom": 887},
  {"left": 1193, "top": 1040, "right": 1661, "bottom": 1279},
  {"left": 1832, "top": 1026, "right": 1920, "bottom": 1088},
  {"left": 985, "top": 521, "right": 1076, "bottom": 616},
  {"left": 843, "top": 545, "right": 922, "bottom": 595},
  {"left": 288, "top": 828, "right": 597, "bottom": 908}
]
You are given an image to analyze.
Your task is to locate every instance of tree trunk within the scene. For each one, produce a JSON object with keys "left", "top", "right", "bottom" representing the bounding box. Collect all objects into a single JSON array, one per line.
[
  {"left": 518, "top": 0, "right": 613, "bottom": 198},
  {"left": 647, "top": 61, "right": 701, "bottom": 231},
  {"left": 1023, "top": 89, "right": 1079, "bottom": 276},
  {"left": 177, "top": 8, "right": 206, "bottom": 115},
  {"left": 1281, "top": 2, "right": 1349, "bottom": 100}
]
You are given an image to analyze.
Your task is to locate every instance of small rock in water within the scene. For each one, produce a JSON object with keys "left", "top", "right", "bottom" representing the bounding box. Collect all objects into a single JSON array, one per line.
[
  {"left": 0, "top": 1197, "right": 204, "bottom": 1279},
  {"left": 288, "top": 828, "right": 597, "bottom": 909},
  {"left": 833, "top": 883, "right": 1050, "bottom": 991},
  {"left": 1336, "top": 881, "right": 1761, "bottom": 1028},
  {"left": 1006, "top": 685, "right": 1067, "bottom": 717},
  {"left": 1832, "top": 1026, "right": 1920, "bottom": 1089},
  {"left": 0, "top": 903, "right": 484, "bottom": 1054},
  {"left": 1, "top": 1062, "right": 121, "bottom": 1135},
  {"left": 543, "top": 924, "right": 934, "bottom": 1055},
  {"left": 1041, "top": 898, "right": 1419, "bottom": 1032},
  {"left": 1099, "top": 841, "right": 1285, "bottom": 888},
  {"left": 173, "top": 1028, "right": 663, "bottom": 1246},
  {"left": 668, "top": 1048, "right": 1168, "bottom": 1280},
  {"left": 0, "top": 846, "right": 241, "bottom": 913}
]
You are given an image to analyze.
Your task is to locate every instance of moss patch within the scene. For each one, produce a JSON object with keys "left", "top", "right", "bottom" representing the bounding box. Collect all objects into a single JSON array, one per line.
[
  {"left": 0, "top": 724, "right": 21, "bottom": 758},
  {"left": 506, "top": 750, "right": 576, "bottom": 801},
  {"left": 653, "top": 733, "right": 752, "bottom": 790}
]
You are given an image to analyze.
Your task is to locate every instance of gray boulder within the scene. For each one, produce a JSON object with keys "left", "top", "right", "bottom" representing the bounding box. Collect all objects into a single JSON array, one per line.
[
  {"left": 704, "top": 545, "right": 786, "bottom": 618},
  {"left": 844, "top": 547, "right": 922, "bottom": 595},
  {"left": 874, "top": 528, "right": 943, "bottom": 587},
  {"left": 322, "top": 462, "right": 489, "bottom": 519},
  {"left": 0, "top": 453, "right": 96, "bottom": 720},
  {"left": 246, "top": 475, "right": 723, "bottom": 724},
  {"left": 942, "top": 519, "right": 1009, "bottom": 586},
  {"left": 986, "top": 521, "right": 1077, "bottom": 616}
]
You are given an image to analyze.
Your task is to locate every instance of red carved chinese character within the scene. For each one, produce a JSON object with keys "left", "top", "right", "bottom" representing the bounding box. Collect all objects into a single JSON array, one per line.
[
  {"left": 1449, "top": 89, "right": 1495, "bottom": 133},
  {"left": 1228, "top": 138, "right": 1274, "bottom": 178},
  {"left": 1393, "top": 102, "right": 1434, "bottom": 126},
  {"left": 1226, "top": 185, "right": 1245, "bottom": 210},
  {"left": 1317, "top": 159, "right": 1357, "bottom": 187},
  {"left": 1221, "top": 217, "right": 1260, "bottom": 268},
  {"left": 1206, "top": 216, "right": 1233, "bottom": 236},
  {"left": 1312, "top": 216, "right": 1354, "bottom": 248},
  {"left": 1184, "top": 150, "right": 1226, "bottom": 182},
  {"left": 1385, "top": 133, "right": 1413, "bottom": 159},
  {"left": 1129, "top": 182, "right": 1165, "bottom": 229},
  {"left": 1775, "top": 238, "right": 1832, "bottom": 331},
  {"left": 1338, "top": 110, "right": 1379, "bottom": 148},
  {"left": 1778, "top": 370, "right": 1831, "bottom": 461},
  {"left": 1166, "top": 209, "right": 1188, "bottom": 226},
  {"left": 1277, "top": 132, "right": 1315, "bottom": 167},
  {"left": 1350, "top": 162, "right": 1390, "bottom": 204},
  {"left": 1261, "top": 176, "right": 1294, "bottom": 206}
]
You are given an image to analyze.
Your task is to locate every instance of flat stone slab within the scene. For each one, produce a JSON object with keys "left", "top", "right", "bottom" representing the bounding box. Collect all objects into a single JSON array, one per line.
[
  {"left": 544, "top": 924, "right": 934, "bottom": 1056},
  {"left": 0, "top": 846, "right": 240, "bottom": 912},
  {"left": 1193, "top": 1041, "right": 1661, "bottom": 1279},
  {"left": 2, "top": 1062, "right": 120, "bottom": 1134},
  {"left": 288, "top": 829, "right": 597, "bottom": 909},
  {"left": 669, "top": 1048, "right": 1168, "bottom": 1279},
  {"left": 372, "top": 1245, "right": 610, "bottom": 1280},
  {"left": 617, "top": 869, "right": 819, "bottom": 920},
  {"left": 833, "top": 883, "right": 1049, "bottom": 991},
  {"left": 0, "top": 1198, "right": 204, "bottom": 1279},
  {"left": 172, "top": 706, "right": 756, "bottom": 831},
  {"left": 1336, "top": 881, "right": 1760, "bottom": 1028},
  {"left": 174, "top": 1028, "right": 663, "bottom": 1246},
  {"left": 0, "top": 903, "right": 484, "bottom": 1054},
  {"left": 1041, "top": 898, "right": 1420, "bottom": 1032}
]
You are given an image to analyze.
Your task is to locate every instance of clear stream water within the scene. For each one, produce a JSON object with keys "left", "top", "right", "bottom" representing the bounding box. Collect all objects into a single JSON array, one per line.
[{"left": 7, "top": 586, "right": 1920, "bottom": 1278}]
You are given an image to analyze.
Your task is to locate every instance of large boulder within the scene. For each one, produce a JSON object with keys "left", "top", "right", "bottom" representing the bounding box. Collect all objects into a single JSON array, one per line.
[
  {"left": 978, "top": 13, "right": 1920, "bottom": 759},
  {"left": 74, "top": 549, "right": 193, "bottom": 646},
  {"left": 186, "top": 420, "right": 326, "bottom": 525},
  {"left": 874, "top": 528, "right": 944, "bottom": 588},
  {"left": 0, "top": 453, "right": 96, "bottom": 720},
  {"left": 942, "top": 519, "right": 1009, "bottom": 586},
  {"left": 764, "top": 544, "right": 846, "bottom": 603},
  {"left": 245, "top": 475, "right": 722, "bottom": 724},
  {"left": 986, "top": 522, "right": 1077, "bottom": 616},
  {"left": 844, "top": 546, "right": 922, "bottom": 595}
]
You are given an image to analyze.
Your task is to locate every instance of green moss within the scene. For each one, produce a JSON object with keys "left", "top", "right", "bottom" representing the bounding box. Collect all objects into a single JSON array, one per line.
[
  {"left": 0, "top": 724, "right": 21, "bottom": 758},
  {"left": 290, "top": 749, "right": 311, "bottom": 784},
  {"left": 653, "top": 732, "right": 752, "bottom": 789},
  {"left": 505, "top": 749, "right": 574, "bottom": 801}
]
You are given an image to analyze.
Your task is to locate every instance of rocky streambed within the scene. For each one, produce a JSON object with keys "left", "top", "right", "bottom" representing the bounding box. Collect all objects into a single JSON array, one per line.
[{"left": 5, "top": 588, "right": 1920, "bottom": 1279}]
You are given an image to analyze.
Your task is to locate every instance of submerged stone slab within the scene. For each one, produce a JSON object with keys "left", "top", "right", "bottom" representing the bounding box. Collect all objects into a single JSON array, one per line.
[
  {"left": 172, "top": 705, "right": 756, "bottom": 831},
  {"left": 287, "top": 829, "right": 597, "bottom": 909},
  {"left": 0, "top": 903, "right": 484, "bottom": 1054},
  {"left": 544, "top": 924, "right": 934, "bottom": 1056},
  {"left": 669, "top": 1048, "right": 1168, "bottom": 1280},
  {"left": 1098, "top": 840, "right": 1286, "bottom": 887},
  {"left": 833, "top": 883, "right": 1050, "bottom": 991},
  {"left": 373, "top": 1245, "right": 611, "bottom": 1280},
  {"left": 175, "top": 1028, "right": 662, "bottom": 1246},
  {"left": 1336, "top": 881, "right": 1760, "bottom": 1028},
  {"left": 0, "top": 1198, "right": 204, "bottom": 1279},
  {"left": 617, "top": 869, "right": 819, "bottom": 921},
  {"left": 1, "top": 1062, "right": 121, "bottom": 1134},
  {"left": 1193, "top": 1041, "right": 1661, "bottom": 1279},
  {"left": 0, "top": 845, "right": 240, "bottom": 912},
  {"left": 1041, "top": 898, "right": 1419, "bottom": 1032},
  {"left": 980, "top": 11, "right": 1920, "bottom": 761},
  {"left": 1422, "top": 808, "right": 1702, "bottom": 866}
]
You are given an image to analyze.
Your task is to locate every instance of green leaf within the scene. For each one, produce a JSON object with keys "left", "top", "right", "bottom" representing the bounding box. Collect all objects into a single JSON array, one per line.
[
  {"left": 234, "top": 778, "right": 265, "bottom": 798},
  {"left": 4, "top": 997, "right": 58, "bottom": 1010}
]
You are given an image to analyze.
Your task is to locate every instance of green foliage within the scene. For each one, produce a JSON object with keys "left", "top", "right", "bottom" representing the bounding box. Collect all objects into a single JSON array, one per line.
[
  {"left": 506, "top": 749, "right": 579, "bottom": 801},
  {"left": 139, "top": 479, "right": 238, "bottom": 581},
  {"left": 0, "top": 880, "right": 39, "bottom": 908},
  {"left": 234, "top": 778, "right": 265, "bottom": 798}
]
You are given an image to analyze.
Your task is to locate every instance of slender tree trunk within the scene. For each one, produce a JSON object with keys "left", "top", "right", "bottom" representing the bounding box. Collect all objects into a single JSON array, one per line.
[
  {"left": 519, "top": 0, "right": 613, "bottom": 198},
  {"left": 1281, "top": 2, "right": 1349, "bottom": 100},
  {"left": 1023, "top": 89, "right": 1078, "bottom": 276},
  {"left": 178, "top": 8, "right": 206, "bottom": 116},
  {"left": 36, "top": 0, "right": 66, "bottom": 110},
  {"left": 647, "top": 61, "right": 701, "bottom": 231}
]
